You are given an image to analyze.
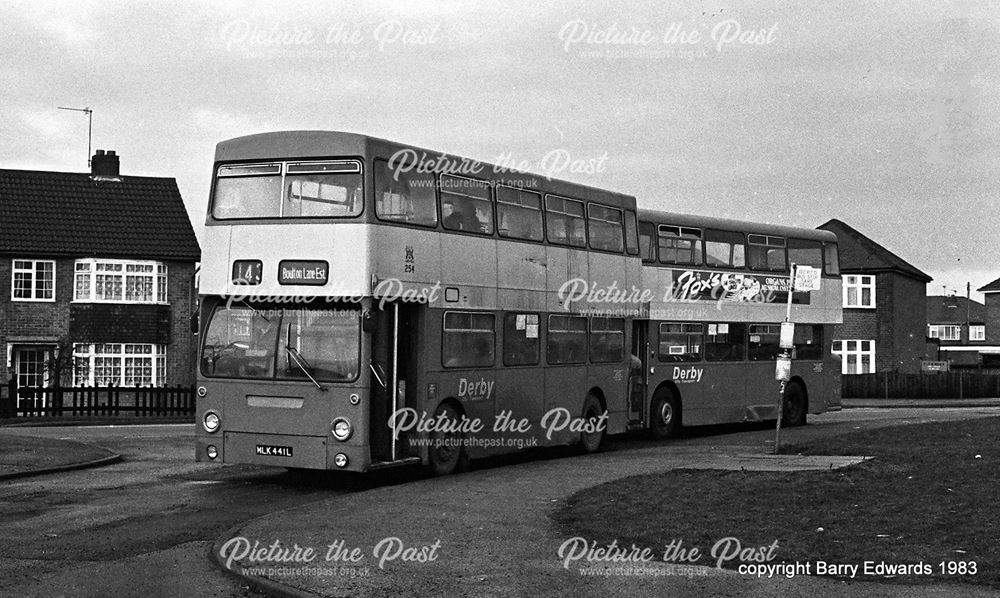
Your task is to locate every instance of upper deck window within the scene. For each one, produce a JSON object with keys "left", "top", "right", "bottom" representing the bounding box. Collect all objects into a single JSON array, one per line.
[
  {"left": 824, "top": 243, "right": 840, "bottom": 276},
  {"left": 704, "top": 230, "right": 746, "bottom": 268},
  {"left": 624, "top": 210, "right": 639, "bottom": 256},
  {"left": 374, "top": 158, "right": 438, "bottom": 227},
  {"left": 440, "top": 174, "right": 493, "bottom": 235},
  {"left": 787, "top": 238, "right": 824, "bottom": 270},
  {"left": 546, "top": 195, "right": 586, "bottom": 247},
  {"left": 658, "top": 225, "right": 703, "bottom": 265},
  {"left": 638, "top": 222, "right": 656, "bottom": 263},
  {"left": 497, "top": 186, "right": 543, "bottom": 241},
  {"left": 747, "top": 234, "right": 786, "bottom": 272},
  {"left": 212, "top": 160, "right": 363, "bottom": 220},
  {"left": 588, "top": 204, "right": 624, "bottom": 252}
]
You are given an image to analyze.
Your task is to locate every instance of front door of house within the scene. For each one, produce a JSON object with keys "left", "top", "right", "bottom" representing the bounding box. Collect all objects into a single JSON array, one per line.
[{"left": 15, "top": 347, "right": 51, "bottom": 410}]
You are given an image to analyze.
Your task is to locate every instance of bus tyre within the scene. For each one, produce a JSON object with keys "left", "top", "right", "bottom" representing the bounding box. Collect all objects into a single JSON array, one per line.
[
  {"left": 782, "top": 382, "right": 807, "bottom": 427},
  {"left": 579, "top": 394, "right": 606, "bottom": 453},
  {"left": 650, "top": 388, "right": 680, "bottom": 440},
  {"left": 427, "top": 402, "right": 467, "bottom": 476}
]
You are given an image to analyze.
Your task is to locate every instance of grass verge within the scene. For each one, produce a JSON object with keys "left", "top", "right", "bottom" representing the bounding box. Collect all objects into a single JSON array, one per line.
[{"left": 553, "top": 417, "right": 999, "bottom": 587}]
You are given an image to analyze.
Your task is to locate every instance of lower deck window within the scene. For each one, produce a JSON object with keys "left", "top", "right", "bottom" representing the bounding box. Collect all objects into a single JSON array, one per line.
[
  {"left": 443, "top": 312, "right": 495, "bottom": 368},
  {"left": 74, "top": 343, "right": 166, "bottom": 386},
  {"left": 794, "top": 325, "right": 824, "bottom": 360},
  {"left": 705, "top": 323, "right": 747, "bottom": 361},
  {"left": 503, "top": 313, "right": 540, "bottom": 366},
  {"left": 658, "top": 322, "right": 703, "bottom": 362},
  {"left": 547, "top": 315, "right": 588, "bottom": 364},
  {"left": 589, "top": 317, "right": 624, "bottom": 363},
  {"left": 748, "top": 324, "right": 782, "bottom": 361}
]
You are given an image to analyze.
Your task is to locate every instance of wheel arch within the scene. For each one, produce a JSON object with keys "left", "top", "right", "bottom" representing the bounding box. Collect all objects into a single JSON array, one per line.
[
  {"left": 651, "top": 380, "right": 682, "bottom": 425},
  {"left": 787, "top": 376, "right": 809, "bottom": 412},
  {"left": 587, "top": 386, "right": 607, "bottom": 412}
]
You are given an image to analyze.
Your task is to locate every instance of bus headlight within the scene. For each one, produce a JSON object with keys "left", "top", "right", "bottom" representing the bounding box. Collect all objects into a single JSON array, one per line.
[
  {"left": 206, "top": 445, "right": 218, "bottom": 459},
  {"left": 334, "top": 453, "right": 349, "bottom": 468},
  {"left": 332, "top": 418, "right": 352, "bottom": 441},
  {"left": 203, "top": 411, "right": 220, "bottom": 433}
]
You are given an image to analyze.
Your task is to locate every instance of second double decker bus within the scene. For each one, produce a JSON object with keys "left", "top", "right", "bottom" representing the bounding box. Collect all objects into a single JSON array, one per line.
[
  {"left": 630, "top": 210, "right": 843, "bottom": 439},
  {"left": 195, "top": 131, "right": 643, "bottom": 475}
]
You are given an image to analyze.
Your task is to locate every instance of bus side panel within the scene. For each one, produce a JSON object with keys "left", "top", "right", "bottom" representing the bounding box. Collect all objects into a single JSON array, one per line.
[
  {"left": 545, "top": 247, "right": 570, "bottom": 312},
  {"left": 586, "top": 363, "right": 629, "bottom": 434},
  {"left": 438, "top": 235, "right": 498, "bottom": 309},
  {"left": 370, "top": 226, "right": 442, "bottom": 295},
  {"left": 199, "top": 226, "right": 233, "bottom": 296},
  {"left": 543, "top": 364, "right": 591, "bottom": 445},
  {"left": 494, "top": 365, "right": 546, "bottom": 434},
  {"left": 743, "top": 361, "right": 783, "bottom": 420},
  {"left": 498, "top": 241, "right": 547, "bottom": 307}
]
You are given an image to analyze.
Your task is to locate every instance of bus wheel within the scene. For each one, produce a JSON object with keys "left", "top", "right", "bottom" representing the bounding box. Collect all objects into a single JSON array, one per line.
[
  {"left": 427, "top": 402, "right": 467, "bottom": 476},
  {"left": 650, "top": 388, "right": 680, "bottom": 440},
  {"left": 579, "top": 394, "right": 606, "bottom": 453},
  {"left": 782, "top": 382, "right": 807, "bottom": 427}
]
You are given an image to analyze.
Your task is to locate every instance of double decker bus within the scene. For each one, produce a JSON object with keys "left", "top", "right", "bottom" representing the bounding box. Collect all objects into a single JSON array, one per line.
[
  {"left": 631, "top": 210, "right": 843, "bottom": 439},
  {"left": 195, "top": 131, "right": 643, "bottom": 475}
]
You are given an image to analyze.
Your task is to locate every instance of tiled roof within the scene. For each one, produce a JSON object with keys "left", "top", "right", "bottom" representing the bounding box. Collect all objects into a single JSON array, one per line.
[
  {"left": 0, "top": 169, "right": 200, "bottom": 261},
  {"left": 978, "top": 277, "right": 1000, "bottom": 293},
  {"left": 926, "top": 295, "right": 985, "bottom": 324},
  {"left": 817, "top": 219, "right": 932, "bottom": 282}
]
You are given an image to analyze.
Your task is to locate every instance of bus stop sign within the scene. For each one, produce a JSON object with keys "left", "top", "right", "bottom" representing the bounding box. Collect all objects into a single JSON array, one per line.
[{"left": 793, "top": 266, "right": 821, "bottom": 291}]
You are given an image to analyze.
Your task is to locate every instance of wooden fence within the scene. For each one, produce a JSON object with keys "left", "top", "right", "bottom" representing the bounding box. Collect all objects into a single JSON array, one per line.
[
  {"left": 843, "top": 372, "right": 1000, "bottom": 399},
  {"left": 1, "top": 379, "right": 195, "bottom": 418}
]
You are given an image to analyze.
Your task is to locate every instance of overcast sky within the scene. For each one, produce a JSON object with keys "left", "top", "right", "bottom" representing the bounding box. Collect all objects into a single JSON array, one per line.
[{"left": 2, "top": 1, "right": 997, "bottom": 298}]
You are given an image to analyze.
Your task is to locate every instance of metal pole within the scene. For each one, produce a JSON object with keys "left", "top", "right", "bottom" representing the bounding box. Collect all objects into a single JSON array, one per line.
[
  {"left": 57, "top": 106, "right": 93, "bottom": 167},
  {"left": 391, "top": 303, "right": 399, "bottom": 461},
  {"left": 774, "top": 264, "right": 797, "bottom": 454}
]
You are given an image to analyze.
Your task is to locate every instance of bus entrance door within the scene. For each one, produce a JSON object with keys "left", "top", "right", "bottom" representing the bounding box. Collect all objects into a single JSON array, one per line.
[
  {"left": 369, "top": 302, "right": 419, "bottom": 465},
  {"left": 628, "top": 321, "right": 648, "bottom": 427}
]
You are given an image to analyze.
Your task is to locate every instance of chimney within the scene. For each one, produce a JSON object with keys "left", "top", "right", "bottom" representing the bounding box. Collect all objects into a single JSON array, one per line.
[{"left": 91, "top": 149, "right": 120, "bottom": 177}]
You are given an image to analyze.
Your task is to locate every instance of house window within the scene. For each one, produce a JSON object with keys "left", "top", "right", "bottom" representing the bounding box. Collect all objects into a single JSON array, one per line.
[
  {"left": 928, "top": 325, "right": 961, "bottom": 341},
  {"left": 11, "top": 259, "right": 55, "bottom": 301},
  {"left": 831, "top": 340, "right": 875, "bottom": 374},
  {"left": 73, "top": 343, "right": 166, "bottom": 386},
  {"left": 843, "top": 275, "right": 875, "bottom": 308},
  {"left": 74, "top": 259, "right": 168, "bottom": 303},
  {"left": 970, "top": 325, "right": 986, "bottom": 342}
]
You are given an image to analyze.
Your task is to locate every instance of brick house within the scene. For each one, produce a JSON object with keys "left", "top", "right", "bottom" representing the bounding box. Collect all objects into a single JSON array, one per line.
[
  {"left": 0, "top": 150, "right": 201, "bottom": 391},
  {"left": 925, "top": 295, "right": 996, "bottom": 368},
  {"left": 974, "top": 277, "right": 1000, "bottom": 367},
  {"left": 818, "top": 219, "right": 932, "bottom": 374}
]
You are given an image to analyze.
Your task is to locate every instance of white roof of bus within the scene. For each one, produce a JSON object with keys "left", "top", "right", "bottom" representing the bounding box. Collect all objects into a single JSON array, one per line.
[
  {"left": 216, "top": 130, "right": 637, "bottom": 210},
  {"left": 638, "top": 208, "right": 837, "bottom": 243}
]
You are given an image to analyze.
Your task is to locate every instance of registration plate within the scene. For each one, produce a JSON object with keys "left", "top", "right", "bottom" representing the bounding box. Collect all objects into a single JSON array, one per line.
[{"left": 255, "top": 444, "right": 293, "bottom": 457}]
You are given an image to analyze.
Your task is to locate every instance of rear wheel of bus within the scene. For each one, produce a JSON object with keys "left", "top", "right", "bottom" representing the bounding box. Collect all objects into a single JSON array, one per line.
[
  {"left": 782, "top": 381, "right": 807, "bottom": 427},
  {"left": 579, "top": 394, "right": 605, "bottom": 453},
  {"left": 650, "top": 387, "right": 680, "bottom": 440},
  {"left": 427, "top": 402, "right": 468, "bottom": 476}
]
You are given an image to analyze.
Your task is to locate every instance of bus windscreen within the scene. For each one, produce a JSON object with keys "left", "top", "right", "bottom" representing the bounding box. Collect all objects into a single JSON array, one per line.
[{"left": 201, "top": 305, "right": 361, "bottom": 382}]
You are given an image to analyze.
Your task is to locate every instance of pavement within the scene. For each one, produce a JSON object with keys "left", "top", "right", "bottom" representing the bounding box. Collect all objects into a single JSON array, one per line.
[
  {"left": 0, "top": 433, "right": 121, "bottom": 480},
  {"left": 840, "top": 398, "right": 1000, "bottom": 408}
]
